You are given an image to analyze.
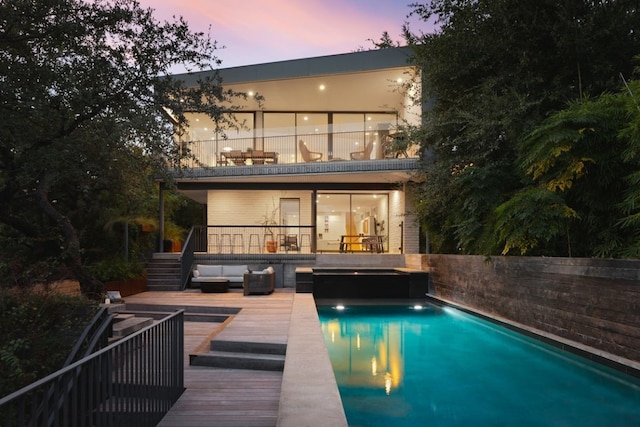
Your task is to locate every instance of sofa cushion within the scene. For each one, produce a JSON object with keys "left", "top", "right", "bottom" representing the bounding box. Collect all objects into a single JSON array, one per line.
[
  {"left": 222, "top": 265, "right": 248, "bottom": 276},
  {"left": 197, "top": 265, "right": 223, "bottom": 277}
]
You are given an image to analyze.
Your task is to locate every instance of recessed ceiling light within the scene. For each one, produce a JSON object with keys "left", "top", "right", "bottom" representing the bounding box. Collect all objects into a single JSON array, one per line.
[
  {"left": 397, "top": 78, "right": 403, "bottom": 83},
  {"left": 319, "top": 84, "right": 326, "bottom": 91},
  {"left": 248, "top": 91, "right": 254, "bottom": 97}
]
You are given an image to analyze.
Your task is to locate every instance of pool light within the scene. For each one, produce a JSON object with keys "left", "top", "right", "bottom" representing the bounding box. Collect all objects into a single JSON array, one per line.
[
  {"left": 412, "top": 305, "right": 423, "bottom": 310},
  {"left": 335, "top": 305, "right": 345, "bottom": 311}
]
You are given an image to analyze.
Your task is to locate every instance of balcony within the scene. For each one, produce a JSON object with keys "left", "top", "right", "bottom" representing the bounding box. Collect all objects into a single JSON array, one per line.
[{"left": 180, "top": 131, "right": 418, "bottom": 173}]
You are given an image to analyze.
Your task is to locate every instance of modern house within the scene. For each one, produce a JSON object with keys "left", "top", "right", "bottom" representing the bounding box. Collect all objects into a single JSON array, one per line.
[{"left": 156, "top": 47, "right": 424, "bottom": 288}]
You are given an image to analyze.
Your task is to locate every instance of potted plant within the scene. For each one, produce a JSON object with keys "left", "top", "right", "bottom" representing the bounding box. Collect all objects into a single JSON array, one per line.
[
  {"left": 258, "top": 201, "right": 279, "bottom": 253},
  {"left": 164, "top": 222, "right": 187, "bottom": 252}
]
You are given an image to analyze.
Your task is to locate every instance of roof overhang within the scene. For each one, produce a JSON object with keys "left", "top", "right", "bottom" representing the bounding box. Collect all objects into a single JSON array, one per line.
[
  {"left": 173, "top": 47, "right": 413, "bottom": 86},
  {"left": 171, "top": 159, "right": 422, "bottom": 203}
]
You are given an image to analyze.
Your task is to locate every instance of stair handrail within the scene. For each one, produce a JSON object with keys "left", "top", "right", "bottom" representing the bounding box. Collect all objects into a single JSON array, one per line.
[
  {"left": 32, "top": 306, "right": 113, "bottom": 427},
  {"left": 180, "top": 226, "right": 196, "bottom": 290},
  {"left": 63, "top": 306, "right": 112, "bottom": 367}
]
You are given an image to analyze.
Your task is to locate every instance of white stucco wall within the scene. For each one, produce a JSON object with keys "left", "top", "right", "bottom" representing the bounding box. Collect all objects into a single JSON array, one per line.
[{"left": 207, "top": 190, "right": 313, "bottom": 226}]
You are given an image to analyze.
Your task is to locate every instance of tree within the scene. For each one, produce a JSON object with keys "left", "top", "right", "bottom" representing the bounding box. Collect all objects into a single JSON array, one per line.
[
  {"left": 406, "top": 0, "right": 640, "bottom": 255},
  {"left": 496, "top": 77, "right": 640, "bottom": 257},
  {"left": 0, "top": 0, "right": 241, "bottom": 296}
]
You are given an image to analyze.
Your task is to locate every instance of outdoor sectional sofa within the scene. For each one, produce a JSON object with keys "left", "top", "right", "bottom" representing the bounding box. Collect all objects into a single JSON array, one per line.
[{"left": 191, "top": 264, "right": 249, "bottom": 288}]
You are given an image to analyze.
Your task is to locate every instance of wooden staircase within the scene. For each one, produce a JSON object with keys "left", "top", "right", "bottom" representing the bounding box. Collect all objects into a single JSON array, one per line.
[{"left": 145, "top": 253, "right": 183, "bottom": 291}]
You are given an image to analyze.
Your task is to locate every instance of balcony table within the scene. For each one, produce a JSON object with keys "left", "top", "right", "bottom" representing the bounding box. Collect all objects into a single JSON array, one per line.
[{"left": 221, "top": 151, "right": 278, "bottom": 165}]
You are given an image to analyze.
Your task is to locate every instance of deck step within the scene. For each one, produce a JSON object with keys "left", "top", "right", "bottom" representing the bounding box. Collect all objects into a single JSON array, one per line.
[
  {"left": 124, "top": 303, "right": 241, "bottom": 315},
  {"left": 121, "top": 310, "right": 230, "bottom": 323},
  {"left": 210, "top": 340, "right": 286, "bottom": 355},
  {"left": 113, "top": 313, "right": 135, "bottom": 322},
  {"left": 190, "top": 350, "right": 285, "bottom": 371},
  {"left": 191, "top": 340, "right": 287, "bottom": 371},
  {"left": 111, "top": 316, "right": 153, "bottom": 337}
]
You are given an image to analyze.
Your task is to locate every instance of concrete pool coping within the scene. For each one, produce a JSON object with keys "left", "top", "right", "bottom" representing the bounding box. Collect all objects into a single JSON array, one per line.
[{"left": 277, "top": 293, "right": 348, "bottom": 427}]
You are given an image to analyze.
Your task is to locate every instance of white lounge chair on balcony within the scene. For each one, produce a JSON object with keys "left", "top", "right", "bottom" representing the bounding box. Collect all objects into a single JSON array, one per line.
[
  {"left": 299, "top": 140, "right": 322, "bottom": 162},
  {"left": 350, "top": 140, "right": 374, "bottom": 160}
]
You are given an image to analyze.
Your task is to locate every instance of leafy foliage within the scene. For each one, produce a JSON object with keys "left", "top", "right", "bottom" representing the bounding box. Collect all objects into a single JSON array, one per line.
[
  {"left": 85, "top": 256, "right": 144, "bottom": 282},
  {"left": 496, "top": 82, "right": 640, "bottom": 256},
  {"left": 495, "top": 188, "right": 577, "bottom": 255},
  {"left": 0, "top": 289, "right": 99, "bottom": 396},
  {"left": 0, "top": 0, "right": 239, "bottom": 294},
  {"left": 406, "top": 0, "right": 640, "bottom": 256}
]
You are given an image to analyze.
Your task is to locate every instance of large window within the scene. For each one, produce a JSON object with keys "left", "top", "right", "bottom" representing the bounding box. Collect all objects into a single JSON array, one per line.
[{"left": 316, "top": 193, "right": 389, "bottom": 252}]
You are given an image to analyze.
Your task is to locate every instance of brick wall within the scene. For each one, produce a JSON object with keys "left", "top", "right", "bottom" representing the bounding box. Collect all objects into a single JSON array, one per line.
[{"left": 414, "top": 255, "right": 640, "bottom": 363}]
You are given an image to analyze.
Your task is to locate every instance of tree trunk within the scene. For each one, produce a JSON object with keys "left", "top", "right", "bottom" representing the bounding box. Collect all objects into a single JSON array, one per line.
[{"left": 34, "top": 174, "right": 104, "bottom": 299}]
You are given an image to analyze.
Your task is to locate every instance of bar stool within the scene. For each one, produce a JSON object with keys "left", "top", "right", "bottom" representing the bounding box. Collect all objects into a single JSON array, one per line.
[
  {"left": 219, "top": 234, "right": 232, "bottom": 254},
  {"left": 248, "top": 234, "right": 262, "bottom": 253},
  {"left": 231, "top": 234, "right": 244, "bottom": 254},
  {"left": 300, "top": 234, "right": 311, "bottom": 253},
  {"left": 208, "top": 233, "right": 220, "bottom": 254}
]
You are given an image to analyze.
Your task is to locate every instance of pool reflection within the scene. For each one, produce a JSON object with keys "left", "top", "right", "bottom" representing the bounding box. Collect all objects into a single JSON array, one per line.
[{"left": 321, "top": 307, "right": 434, "bottom": 396}]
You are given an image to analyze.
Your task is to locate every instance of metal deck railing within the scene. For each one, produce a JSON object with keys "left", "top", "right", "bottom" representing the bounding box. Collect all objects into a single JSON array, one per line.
[{"left": 0, "top": 311, "right": 185, "bottom": 427}]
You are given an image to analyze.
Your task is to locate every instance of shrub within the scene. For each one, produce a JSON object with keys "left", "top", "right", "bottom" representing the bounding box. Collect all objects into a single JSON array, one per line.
[
  {"left": 86, "top": 257, "right": 144, "bottom": 282},
  {"left": 0, "top": 289, "right": 99, "bottom": 396}
]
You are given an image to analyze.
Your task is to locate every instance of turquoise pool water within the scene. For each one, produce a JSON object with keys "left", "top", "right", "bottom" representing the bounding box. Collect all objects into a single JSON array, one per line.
[{"left": 317, "top": 304, "right": 640, "bottom": 427}]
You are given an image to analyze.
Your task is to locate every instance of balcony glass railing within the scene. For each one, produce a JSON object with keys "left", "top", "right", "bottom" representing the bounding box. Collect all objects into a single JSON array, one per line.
[{"left": 180, "top": 131, "right": 416, "bottom": 168}]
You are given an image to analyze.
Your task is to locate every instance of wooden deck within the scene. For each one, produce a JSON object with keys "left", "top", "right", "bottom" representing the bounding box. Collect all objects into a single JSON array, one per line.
[{"left": 124, "top": 288, "right": 295, "bottom": 427}]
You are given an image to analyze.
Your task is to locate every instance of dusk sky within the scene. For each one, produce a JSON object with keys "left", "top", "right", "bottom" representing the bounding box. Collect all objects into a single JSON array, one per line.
[{"left": 138, "top": 0, "right": 435, "bottom": 69}]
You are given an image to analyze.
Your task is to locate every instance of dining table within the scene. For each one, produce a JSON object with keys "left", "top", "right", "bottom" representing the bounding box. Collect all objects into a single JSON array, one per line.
[
  {"left": 222, "top": 150, "right": 278, "bottom": 165},
  {"left": 339, "top": 235, "right": 384, "bottom": 253}
]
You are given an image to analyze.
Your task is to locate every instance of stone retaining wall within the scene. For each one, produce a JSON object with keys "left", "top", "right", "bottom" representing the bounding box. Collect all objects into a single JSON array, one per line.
[{"left": 405, "top": 254, "right": 640, "bottom": 363}]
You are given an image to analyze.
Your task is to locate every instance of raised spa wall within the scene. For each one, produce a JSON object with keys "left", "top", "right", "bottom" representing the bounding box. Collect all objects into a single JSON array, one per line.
[{"left": 405, "top": 254, "right": 640, "bottom": 367}]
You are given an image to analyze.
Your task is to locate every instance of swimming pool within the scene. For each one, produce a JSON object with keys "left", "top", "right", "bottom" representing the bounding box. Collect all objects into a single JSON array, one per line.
[{"left": 317, "top": 303, "right": 640, "bottom": 427}]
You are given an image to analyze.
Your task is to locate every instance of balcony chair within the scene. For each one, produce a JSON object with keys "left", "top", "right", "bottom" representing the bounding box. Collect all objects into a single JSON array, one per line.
[
  {"left": 350, "top": 139, "right": 374, "bottom": 160},
  {"left": 299, "top": 140, "right": 322, "bottom": 162}
]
